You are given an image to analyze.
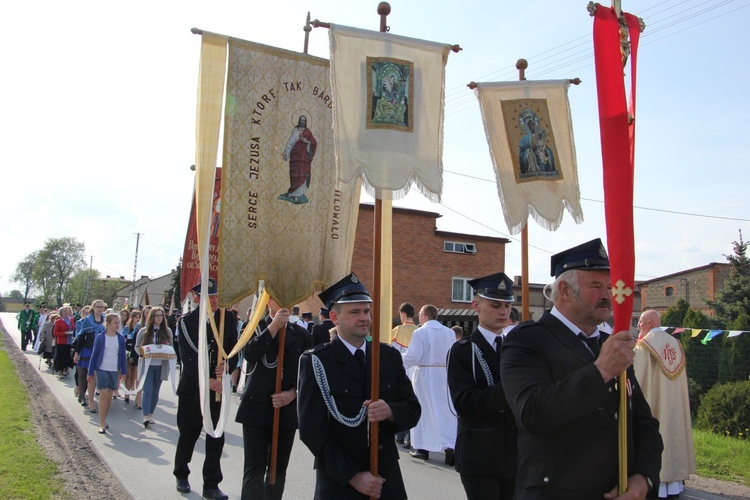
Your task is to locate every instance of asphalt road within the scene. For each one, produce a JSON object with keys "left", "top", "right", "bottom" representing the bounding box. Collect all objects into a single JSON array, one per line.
[{"left": 0, "top": 312, "right": 741, "bottom": 499}]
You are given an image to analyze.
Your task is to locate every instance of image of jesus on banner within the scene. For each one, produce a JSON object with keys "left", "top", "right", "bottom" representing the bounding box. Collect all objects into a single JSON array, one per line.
[{"left": 279, "top": 113, "right": 317, "bottom": 205}]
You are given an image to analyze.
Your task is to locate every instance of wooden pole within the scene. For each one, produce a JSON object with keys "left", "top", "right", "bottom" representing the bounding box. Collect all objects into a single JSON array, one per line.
[
  {"left": 215, "top": 307, "right": 225, "bottom": 402},
  {"left": 516, "top": 59, "right": 531, "bottom": 322},
  {"left": 368, "top": 4, "right": 391, "bottom": 492},
  {"left": 269, "top": 323, "right": 287, "bottom": 484}
]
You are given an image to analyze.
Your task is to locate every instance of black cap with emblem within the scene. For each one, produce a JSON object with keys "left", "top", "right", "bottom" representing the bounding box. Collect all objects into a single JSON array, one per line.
[
  {"left": 550, "top": 238, "right": 610, "bottom": 278},
  {"left": 191, "top": 277, "right": 218, "bottom": 296},
  {"left": 468, "top": 272, "right": 515, "bottom": 302},
  {"left": 318, "top": 273, "right": 372, "bottom": 311}
]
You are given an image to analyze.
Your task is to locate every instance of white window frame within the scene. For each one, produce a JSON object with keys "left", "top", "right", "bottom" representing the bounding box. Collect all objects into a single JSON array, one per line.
[
  {"left": 444, "top": 241, "right": 477, "bottom": 255},
  {"left": 452, "top": 277, "right": 474, "bottom": 303}
]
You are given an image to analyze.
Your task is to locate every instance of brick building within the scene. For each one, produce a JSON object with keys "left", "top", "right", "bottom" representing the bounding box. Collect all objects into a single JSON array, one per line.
[
  {"left": 638, "top": 262, "right": 730, "bottom": 315},
  {"left": 349, "top": 203, "right": 510, "bottom": 328}
]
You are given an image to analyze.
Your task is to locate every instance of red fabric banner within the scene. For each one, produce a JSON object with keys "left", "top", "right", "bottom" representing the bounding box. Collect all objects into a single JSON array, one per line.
[
  {"left": 180, "top": 168, "right": 222, "bottom": 301},
  {"left": 593, "top": 6, "right": 641, "bottom": 333}
]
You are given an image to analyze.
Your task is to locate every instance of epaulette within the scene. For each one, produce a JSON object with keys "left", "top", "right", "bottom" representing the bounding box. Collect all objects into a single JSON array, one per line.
[{"left": 457, "top": 338, "right": 470, "bottom": 345}]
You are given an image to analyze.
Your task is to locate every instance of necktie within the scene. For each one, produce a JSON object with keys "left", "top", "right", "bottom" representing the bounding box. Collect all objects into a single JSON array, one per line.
[
  {"left": 578, "top": 332, "right": 600, "bottom": 358},
  {"left": 494, "top": 335, "right": 502, "bottom": 352},
  {"left": 354, "top": 349, "right": 366, "bottom": 368}
]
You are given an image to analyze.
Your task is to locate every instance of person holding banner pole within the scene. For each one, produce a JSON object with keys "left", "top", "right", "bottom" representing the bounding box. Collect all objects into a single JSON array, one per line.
[
  {"left": 173, "top": 278, "right": 237, "bottom": 499},
  {"left": 500, "top": 239, "right": 662, "bottom": 499},
  {"left": 236, "top": 299, "right": 310, "bottom": 499},
  {"left": 298, "top": 273, "right": 421, "bottom": 500}
]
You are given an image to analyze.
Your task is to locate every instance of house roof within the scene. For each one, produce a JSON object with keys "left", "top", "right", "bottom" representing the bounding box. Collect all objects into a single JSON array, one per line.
[{"left": 637, "top": 262, "right": 730, "bottom": 286}]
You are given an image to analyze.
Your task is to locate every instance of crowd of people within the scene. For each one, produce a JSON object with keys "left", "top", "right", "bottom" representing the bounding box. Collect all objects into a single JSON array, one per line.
[{"left": 13, "top": 238, "right": 695, "bottom": 500}]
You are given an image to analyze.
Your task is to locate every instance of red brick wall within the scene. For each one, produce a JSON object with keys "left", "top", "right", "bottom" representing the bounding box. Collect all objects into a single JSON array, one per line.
[{"left": 351, "top": 204, "right": 508, "bottom": 321}]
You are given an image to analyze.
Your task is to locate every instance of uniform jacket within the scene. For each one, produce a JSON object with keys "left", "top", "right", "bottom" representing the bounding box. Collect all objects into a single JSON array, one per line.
[
  {"left": 311, "top": 319, "right": 335, "bottom": 346},
  {"left": 177, "top": 307, "right": 238, "bottom": 400},
  {"left": 500, "top": 312, "right": 663, "bottom": 499},
  {"left": 298, "top": 337, "right": 421, "bottom": 500},
  {"left": 17, "top": 309, "right": 35, "bottom": 332},
  {"left": 447, "top": 329, "right": 518, "bottom": 478},
  {"left": 235, "top": 317, "right": 311, "bottom": 429}
]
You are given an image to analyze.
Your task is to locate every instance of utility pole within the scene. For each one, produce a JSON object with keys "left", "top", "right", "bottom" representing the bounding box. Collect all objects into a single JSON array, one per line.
[{"left": 131, "top": 233, "right": 142, "bottom": 307}]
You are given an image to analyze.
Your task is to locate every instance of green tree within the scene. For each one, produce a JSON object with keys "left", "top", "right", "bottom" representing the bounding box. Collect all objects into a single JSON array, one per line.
[
  {"left": 64, "top": 268, "right": 99, "bottom": 306},
  {"left": 661, "top": 298, "right": 690, "bottom": 327},
  {"left": 0, "top": 293, "right": 6, "bottom": 313},
  {"left": 7, "top": 290, "right": 22, "bottom": 298},
  {"left": 706, "top": 231, "right": 750, "bottom": 384},
  {"left": 169, "top": 259, "right": 182, "bottom": 310},
  {"left": 706, "top": 231, "right": 750, "bottom": 327},
  {"left": 36, "top": 237, "right": 86, "bottom": 307},
  {"left": 11, "top": 251, "right": 38, "bottom": 301}
]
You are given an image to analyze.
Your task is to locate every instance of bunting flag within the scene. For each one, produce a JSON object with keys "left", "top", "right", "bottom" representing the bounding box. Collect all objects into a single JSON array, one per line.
[
  {"left": 727, "top": 330, "right": 747, "bottom": 338},
  {"left": 217, "top": 37, "right": 361, "bottom": 308},
  {"left": 691, "top": 329, "right": 705, "bottom": 338},
  {"left": 701, "top": 329, "right": 724, "bottom": 344},
  {"left": 329, "top": 24, "right": 453, "bottom": 201},
  {"left": 474, "top": 80, "right": 584, "bottom": 234},
  {"left": 180, "top": 170, "right": 222, "bottom": 302},
  {"left": 593, "top": 5, "right": 641, "bottom": 335}
]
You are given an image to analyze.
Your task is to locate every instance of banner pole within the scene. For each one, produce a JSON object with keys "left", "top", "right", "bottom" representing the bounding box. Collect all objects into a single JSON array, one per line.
[
  {"left": 516, "top": 59, "right": 531, "bottom": 321},
  {"left": 368, "top": 5, "right": 391, "bottom": 494},
  {"left": 269, "top": 323, "right": 287, "bottom": 484}
]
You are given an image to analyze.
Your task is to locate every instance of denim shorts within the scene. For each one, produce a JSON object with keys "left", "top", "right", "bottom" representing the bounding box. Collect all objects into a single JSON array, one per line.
[{"left": 95, "top": 370, "right": 119, "bottom": 390}]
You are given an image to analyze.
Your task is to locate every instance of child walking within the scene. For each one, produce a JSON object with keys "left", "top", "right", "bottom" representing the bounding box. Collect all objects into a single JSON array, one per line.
[{"left": 87, "top": 313, "right": 127, "bottom": 434}]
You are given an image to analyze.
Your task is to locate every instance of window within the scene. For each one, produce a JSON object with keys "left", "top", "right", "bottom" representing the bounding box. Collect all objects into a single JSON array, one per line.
[
  {"left": 444, "top": 241, "right": 477, "bottom": 254},
  {"left": 665, "top": 286, "right": 674, "bottom": 296},
  {"left": 452, "top": 277, "right": 473, "bottom": 302}
]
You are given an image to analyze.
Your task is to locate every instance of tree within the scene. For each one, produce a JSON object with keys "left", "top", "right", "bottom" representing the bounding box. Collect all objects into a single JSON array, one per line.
[
  {"left": 0, "top": 293, "right": 6, "bottom": 313},
  {"left": 705, "top": 231, "right": 750, "bottom": 384},
  {"left": 662, "top": 298, "right": 690, "bottom": 327},
  {"left": 8, "top": 290, "right": 22, "bottom": 298},
  {"left": 12, "top": 251, "right": 38, "bottom": 301},
  {"left": 706, "top": 230, "right": 750, "bottom": 328},
  {"left": 169, "top": 259, "right": 182, "bottom": 310},
  {"left": 65, "top": 268, "right": 99, "bottom": 306},
  {"left": 37, "top": 237, "right": 86, "bottom": 307}
]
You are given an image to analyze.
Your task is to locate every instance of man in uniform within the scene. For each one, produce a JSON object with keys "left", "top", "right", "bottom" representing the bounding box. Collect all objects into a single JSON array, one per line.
[
  {"left": 447, "top": 272, "right": 518, "bottom": 499},
  {"left": 173, "top": 278, "right": 238, "bottom": 499},
  {"left": 634, "top": 310, "right": 695, "bottom": 499},
  {"left": 311, "top": 307, "right": 335, "bottom": 346},
  {"left": 236, "top": 298, "right": 311, "bottom": 499},
  {"left": 297, "top": 273, "right": 421, "bottom": 499},
  {"left": 17, "top": 303, "right": 35, "bottom": 351},
  {"left": 501, "top": 239, "right": 663, "bottom": 499}
]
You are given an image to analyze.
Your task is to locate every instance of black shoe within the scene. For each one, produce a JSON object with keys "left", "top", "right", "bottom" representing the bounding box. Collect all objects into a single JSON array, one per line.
[
  {"left": 395, "top": 436, "right": 405, "bottom": 444},
  {"left": 401, "top": 442, "right": 413, "bottom": 449},
  {"left": 202, "top": 487, "right": 229, "bottom": 500},
  {"left": 410, "top": 449, "right": 429, "bottom": 460},
  {"left": 176, "top": 479, "right": 191, "bottom": 493},
  {"left": 444, "top": 447, "right": 455, "bottom": 466}
]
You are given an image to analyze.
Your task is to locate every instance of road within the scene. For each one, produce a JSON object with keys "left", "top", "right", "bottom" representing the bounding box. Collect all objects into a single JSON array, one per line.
[{"left": 0, "top": 312, "right": 743, "bottom": 499}]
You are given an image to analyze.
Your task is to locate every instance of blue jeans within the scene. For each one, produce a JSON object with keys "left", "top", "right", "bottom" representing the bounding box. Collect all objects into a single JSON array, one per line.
[{"left": 142, "top": 364, "right": 163, "bottom": 417}]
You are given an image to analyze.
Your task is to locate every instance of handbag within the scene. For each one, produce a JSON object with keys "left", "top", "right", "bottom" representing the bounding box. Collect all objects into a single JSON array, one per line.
[{"left": 37, "top": 342, "right": 47, "bottom": 355}]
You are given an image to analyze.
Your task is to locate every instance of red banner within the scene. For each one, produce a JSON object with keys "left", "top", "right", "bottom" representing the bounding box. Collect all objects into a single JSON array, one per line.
[
  {"left": 593, "top": 6, "right": 641, "bottom": 333},
  {"left": 180, "top": 168, "right": 222, "bottom": 301}
]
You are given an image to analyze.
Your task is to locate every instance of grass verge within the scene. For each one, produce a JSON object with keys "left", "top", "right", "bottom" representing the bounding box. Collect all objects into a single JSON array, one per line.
[
  {"left": 0, "top": 344, "right": 64, "bottom": 499},
  {"left": 694, "top": 428, "right": 750, "bottom": 485}
]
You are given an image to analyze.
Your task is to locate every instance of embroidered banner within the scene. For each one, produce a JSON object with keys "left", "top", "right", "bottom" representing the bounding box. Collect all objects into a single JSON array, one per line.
[
  {"left": 218, "top": 38, "right": 361, "bottom": 308},
  {"left": 329, "top": 24, "right": 453, "bottom": 201},
  {"left": 474, "top": 80, "right": 583, "bottom": 234}
]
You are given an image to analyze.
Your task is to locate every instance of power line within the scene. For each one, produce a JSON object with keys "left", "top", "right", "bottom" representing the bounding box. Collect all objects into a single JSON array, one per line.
[{"left": 443, "top": 169, "right": 750, "bottom": 222}]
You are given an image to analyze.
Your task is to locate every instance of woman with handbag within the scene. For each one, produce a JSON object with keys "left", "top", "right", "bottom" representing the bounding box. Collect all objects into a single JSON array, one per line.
[{"left": 76, "top": 300, "right": 107, "bottom": 411}]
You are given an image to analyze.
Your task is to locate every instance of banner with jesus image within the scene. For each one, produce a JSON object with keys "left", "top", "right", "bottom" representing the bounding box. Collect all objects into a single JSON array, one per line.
[{"left": 217, "top": 38, "right": 360, "bottom": 308}]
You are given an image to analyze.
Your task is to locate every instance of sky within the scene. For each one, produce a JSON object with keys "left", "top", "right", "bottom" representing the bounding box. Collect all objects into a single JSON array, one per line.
[{"left": 2, "top": 0, "right": 749, "bottom": 298}]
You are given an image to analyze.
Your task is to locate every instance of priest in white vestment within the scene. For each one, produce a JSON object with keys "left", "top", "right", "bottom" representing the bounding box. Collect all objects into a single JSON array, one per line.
[
  {"left": 402, "top": 305, "right": 457, "bottom": 462},
  {"left": 634, "top": 310, "right": 696, "bottom": 499}
]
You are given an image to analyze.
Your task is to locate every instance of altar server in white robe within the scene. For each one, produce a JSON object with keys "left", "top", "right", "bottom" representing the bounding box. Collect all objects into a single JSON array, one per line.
[{"left": 402, "top": 304, "right": 457, "bottom": 463}]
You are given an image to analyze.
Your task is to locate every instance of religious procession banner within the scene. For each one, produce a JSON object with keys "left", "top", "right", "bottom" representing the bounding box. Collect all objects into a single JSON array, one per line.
[
  {"left": 474, "top": 80, "right": 583, "bottom": 234},
  {"left": 329, "top": 24, "right": 453, "bottom": 201},
  {"left": 218, "top": 38, "right": 361, "bottom": 308},
  {"left": 180, "top": 169, "right": 222, "bottom": 302}
]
